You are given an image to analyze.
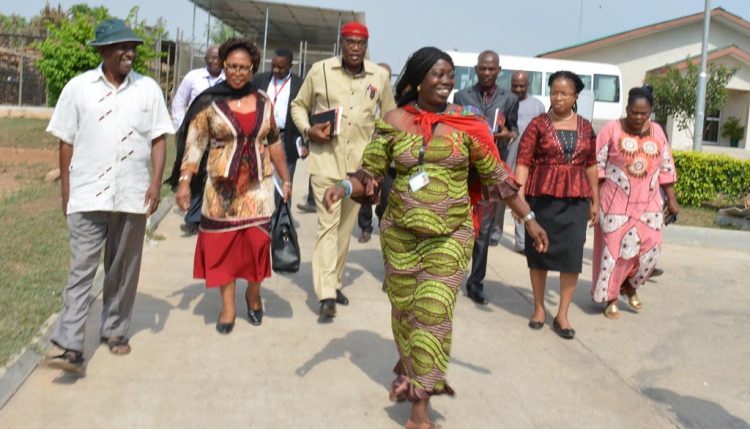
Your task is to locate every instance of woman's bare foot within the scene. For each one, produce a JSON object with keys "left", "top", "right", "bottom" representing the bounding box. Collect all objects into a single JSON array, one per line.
[
  {"left": 405, "top": 419, "right": 439, "bottom": 429},
  {"left": 218, "top": 309, "right": 236, "bottom": 324},
  {"left": 604, "top": 300, "right": 619, "bottom": 320},
  {"left": 530, "top": 307, "right": 546, "bottom": 325}
]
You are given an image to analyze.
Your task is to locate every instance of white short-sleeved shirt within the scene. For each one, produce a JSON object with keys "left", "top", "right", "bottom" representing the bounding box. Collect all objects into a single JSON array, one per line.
[
  {"left": 47, "top": 66, "right": 175, "bottom": 215},
  {"left": 170, "top": 66, "right": 224, "bottom": 128}
]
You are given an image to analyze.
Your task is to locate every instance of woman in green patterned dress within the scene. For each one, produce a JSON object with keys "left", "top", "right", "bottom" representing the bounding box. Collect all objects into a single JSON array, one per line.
[{"left": 323, "top": 47, "right": 548, "bottom": 429}]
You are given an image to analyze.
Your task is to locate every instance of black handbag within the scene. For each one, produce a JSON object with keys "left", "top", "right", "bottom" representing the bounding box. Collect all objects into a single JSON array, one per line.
[{"left": 271, "top": 201, "right": 300, "bottom": 273}]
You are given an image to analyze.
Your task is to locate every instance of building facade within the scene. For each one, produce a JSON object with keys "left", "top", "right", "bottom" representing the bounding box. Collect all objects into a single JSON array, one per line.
[{"left": 540, "top": 7, "right": 750, "bottom": 152}]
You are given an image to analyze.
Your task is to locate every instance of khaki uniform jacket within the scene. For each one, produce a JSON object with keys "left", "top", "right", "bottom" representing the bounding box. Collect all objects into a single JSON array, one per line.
[{"left": 291, "top": 57, "right": 396, "bottom": 180}]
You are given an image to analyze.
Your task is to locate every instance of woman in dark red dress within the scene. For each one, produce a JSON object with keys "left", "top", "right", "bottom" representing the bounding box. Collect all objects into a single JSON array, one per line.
[
  {"left": 175, "top": 38, "right": 292, "bottom": 334},
  {"left": 515, "top": 71, "right": 600, "bottom": 340}
]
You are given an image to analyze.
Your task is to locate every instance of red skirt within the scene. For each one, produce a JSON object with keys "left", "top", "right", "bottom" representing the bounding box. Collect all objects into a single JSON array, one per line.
[{"left": 194, "top": 226, "right": 271, "bottom": 287}]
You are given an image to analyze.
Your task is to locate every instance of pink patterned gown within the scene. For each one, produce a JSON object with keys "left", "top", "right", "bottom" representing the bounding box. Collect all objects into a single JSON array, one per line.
[{"left": 591, "top": 120, "right": 677, "bottom": 303}]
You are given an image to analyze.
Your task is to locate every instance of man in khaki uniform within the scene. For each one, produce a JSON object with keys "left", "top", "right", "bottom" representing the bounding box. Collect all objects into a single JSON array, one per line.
[{"left": 291, "top": 22, "right": 395, "bottom": 318}]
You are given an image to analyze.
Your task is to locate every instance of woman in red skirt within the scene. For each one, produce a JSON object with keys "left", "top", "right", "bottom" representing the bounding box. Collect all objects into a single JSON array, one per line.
[{"left": 175, "top": 38, "right": 292, "bottom": 334}]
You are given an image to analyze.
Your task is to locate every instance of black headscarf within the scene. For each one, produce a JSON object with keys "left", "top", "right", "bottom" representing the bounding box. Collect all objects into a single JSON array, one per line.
[
  {"left": 395, "top": 47, "right": 454, "bottom": 107},
  {"left": 166, "top": 80, "right": 257, "bottom": 192},
  {"left": 627, "top": 85, "right": 654, "bottom": 107}
]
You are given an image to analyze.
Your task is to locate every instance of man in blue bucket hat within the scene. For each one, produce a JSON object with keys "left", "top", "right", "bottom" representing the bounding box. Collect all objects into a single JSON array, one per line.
[{"left": 44, "top": 18, "right": 174, "bottom": 372}]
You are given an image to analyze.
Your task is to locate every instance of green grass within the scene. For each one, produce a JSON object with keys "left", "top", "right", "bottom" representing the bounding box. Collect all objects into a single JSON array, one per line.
[
  {"left": 0, "top": 164, "right": 69, "bottom": 366},
  {"left": 677, "top": 206, "right": 739, "bottom": 230},
  {"left": 0, "top": 125, "right": 177, "bottom": 367},
  {"left": 0, "top": 118, "right": 58, "bottom": 149}
]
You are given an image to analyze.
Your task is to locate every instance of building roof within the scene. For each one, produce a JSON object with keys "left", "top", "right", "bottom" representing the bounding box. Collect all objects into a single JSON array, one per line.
[
  {"left": 646, "top": 44, "right": 750, "bottom": 75},
  {"left": 539, "top": 7, "right": 750, "bottom": 58},
  {"left": 189, "top": 0, "right": 365, "bottom": 52}
]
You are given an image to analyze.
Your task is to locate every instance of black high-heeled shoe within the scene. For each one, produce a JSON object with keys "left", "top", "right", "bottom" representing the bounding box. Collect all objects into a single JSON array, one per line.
[
  {"left": 552, "top": 318, "right": 575, "bottom": 340},
  {"left": 247, "top": 308, "right": 263, "bottom": 326},
  {"left": 246, "top": 289, "right": 263, "bottom": 326},
  {"left": 215, "top": 320, "right": 234, "bottom": 334}
]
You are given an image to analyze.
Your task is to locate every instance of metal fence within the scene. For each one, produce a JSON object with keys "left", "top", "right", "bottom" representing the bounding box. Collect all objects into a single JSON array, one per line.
[
  {"left": 0, "top": 48, "right": 46, "bottom": 106},
  {"left": 0, "top": 31, "right": 334, "bottom": 108}
]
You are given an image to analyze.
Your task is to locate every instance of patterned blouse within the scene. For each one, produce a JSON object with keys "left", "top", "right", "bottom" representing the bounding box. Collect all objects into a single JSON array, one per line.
[
  {"left": 516, "top": 114, "right": 597, "bottom": 198},
  {"left": 352, "top": 117, "right": 519, "bottom": 236},
  {"left": 181, "top": 92, "right": 280, "bottom": 232}
]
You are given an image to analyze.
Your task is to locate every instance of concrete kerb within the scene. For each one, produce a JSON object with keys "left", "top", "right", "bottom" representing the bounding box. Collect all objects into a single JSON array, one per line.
[{"left": 0, "top": 195, "right": 174, "bottom": 410}]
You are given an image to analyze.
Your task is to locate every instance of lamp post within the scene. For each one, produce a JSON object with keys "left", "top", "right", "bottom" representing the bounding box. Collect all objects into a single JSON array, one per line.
[{"left": 693, "top": 0, "right": 712, "bottom": 152}]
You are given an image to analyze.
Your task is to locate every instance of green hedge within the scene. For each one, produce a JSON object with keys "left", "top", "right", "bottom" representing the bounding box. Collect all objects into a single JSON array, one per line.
[{"left": 673, "top": 151, "right": 750, "bottom": 207}]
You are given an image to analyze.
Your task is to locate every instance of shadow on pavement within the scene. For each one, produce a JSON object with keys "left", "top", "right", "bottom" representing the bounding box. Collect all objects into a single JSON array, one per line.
[
  {"left": 345, "top": 248, "right": 386, "bottom": 282},
  {"left": 295, "top": 329, "right": 396, "bottom": 390},
  {"left": 52, "top": 291, "right": 173, "bottom": 384},
  {"left": 170, "top": 281, "right": 294, "bottom": 323},
  {"left": 284, "top": 260, "right": 366, "bottom": 318},
  {"left": 643, "top": 387, "right": 750, "bottom": 429},
  {"left": 383, "top": 403, "right": 445, "bottom": 428},
  {"left": 128, "top": 291, "right": 174, "bottom": 336}
]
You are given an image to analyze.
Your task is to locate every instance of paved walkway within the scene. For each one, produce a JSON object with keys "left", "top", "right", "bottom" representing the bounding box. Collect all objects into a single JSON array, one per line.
[{"left": 1, "top": 168, "right": 749, "bottom": 428}]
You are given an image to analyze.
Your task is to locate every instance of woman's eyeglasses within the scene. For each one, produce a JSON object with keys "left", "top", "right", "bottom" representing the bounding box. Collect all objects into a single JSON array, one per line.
[{"left": 225, "top": 63, "right": 253, "bottom": 74}]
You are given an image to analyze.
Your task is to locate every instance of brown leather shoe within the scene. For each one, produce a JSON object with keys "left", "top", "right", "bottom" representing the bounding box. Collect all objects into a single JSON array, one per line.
[{"left": 358, "top": 230, "right": 371, "bottom": 243}]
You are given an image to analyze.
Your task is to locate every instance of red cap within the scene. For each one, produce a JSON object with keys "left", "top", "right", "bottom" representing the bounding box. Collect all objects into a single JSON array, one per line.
[{"left": 340, "top": 22, "right": 369, "bottom": 39}]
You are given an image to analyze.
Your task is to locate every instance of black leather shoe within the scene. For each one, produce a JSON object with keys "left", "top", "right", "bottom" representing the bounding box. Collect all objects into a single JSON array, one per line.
[
  {"left": 335, "top": 290, "right": 349, "bottom": 305},
  {"left": 180, "top": 223, "right": 199, "bottom": 235},
  {"left": 466, "top": 286, "right": 488, "bottom": 305},
  {"left": 528, "top": 319, "right": 544, "bottom": 330},
  {"left": 215, "top": 321, "right": 235, "bottom": 334},
  {"left": 358, "top": 230, "right": 372, "bottom": 243},
  {"left": 552, "top": 318, "right": 575, "bottom": 340},
  {"left": 247, "top": 309, "right": 263, "bottom": 326},
  {"left": 296, "top": 202, "right": 316, "bottom": 213},
  {"left": 319, "top": 299, "right": 336, "bottom": 318}
]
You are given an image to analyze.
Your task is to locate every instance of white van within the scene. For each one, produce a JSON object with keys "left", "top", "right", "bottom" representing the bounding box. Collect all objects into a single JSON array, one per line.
[{"left": 445, "top": 51, "right": 623, "bottom": 129}]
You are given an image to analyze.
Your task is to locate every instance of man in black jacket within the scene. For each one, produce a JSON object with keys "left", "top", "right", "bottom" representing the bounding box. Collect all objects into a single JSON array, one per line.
[
  {"left": 252, "top": 48, "right": 305, "bottom": 205},
  {"left": 453, "top": 50, "right": 519, "bottom": 305}
]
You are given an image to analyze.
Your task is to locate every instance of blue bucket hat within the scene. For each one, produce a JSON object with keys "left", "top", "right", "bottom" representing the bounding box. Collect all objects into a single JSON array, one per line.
[{"left": 89, "top": 19, "right": 143, "bottom": 47}]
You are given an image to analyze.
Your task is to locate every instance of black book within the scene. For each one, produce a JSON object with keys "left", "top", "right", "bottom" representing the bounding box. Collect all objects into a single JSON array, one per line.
[{"left": 310, "top": 106, "right": 343, "bottom": 137}]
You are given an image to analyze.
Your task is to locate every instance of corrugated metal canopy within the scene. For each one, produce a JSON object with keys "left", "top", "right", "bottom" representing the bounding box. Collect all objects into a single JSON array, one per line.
[{"left": 190, "top": 0, "right": 365, "bottom": 51}]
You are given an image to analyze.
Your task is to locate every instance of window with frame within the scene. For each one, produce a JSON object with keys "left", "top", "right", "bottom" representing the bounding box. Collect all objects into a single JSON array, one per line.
[
  {"left": 703, "top": 111, "right": 720, "bottom": 143},
  {"left": 594, "top": 74, "right": 620, "bottom": 102}
]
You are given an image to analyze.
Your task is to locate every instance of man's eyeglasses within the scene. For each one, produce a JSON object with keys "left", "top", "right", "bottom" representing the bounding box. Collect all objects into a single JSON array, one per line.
[
  {"left": 342, "top": 38, "right": 367, "bottom": 48},
  {"left": 225, "top": 63, "right": 253, "bottom": 73}
]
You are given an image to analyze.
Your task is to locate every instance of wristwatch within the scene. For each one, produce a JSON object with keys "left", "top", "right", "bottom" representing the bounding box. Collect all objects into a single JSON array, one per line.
[{"left": 521, "top": 211, "right": 536, "bottom": 223}]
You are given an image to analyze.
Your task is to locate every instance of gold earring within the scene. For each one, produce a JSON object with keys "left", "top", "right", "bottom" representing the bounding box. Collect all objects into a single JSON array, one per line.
[{"left": 416, "top": 85, "right": 421, "bottom": 92}]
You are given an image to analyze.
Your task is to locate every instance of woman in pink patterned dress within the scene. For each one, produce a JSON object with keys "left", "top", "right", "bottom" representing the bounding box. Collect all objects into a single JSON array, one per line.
[{"left": 592, "top": 86, "right": 680, "bottom": 319}]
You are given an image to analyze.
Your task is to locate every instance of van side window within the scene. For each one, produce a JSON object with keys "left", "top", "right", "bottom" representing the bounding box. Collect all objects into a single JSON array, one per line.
[
  {"left": 454, "top": 66, "right": 478, "bottom": 91},
  {"left": 594, "top": 74, "right": 620, "bottom": 102},
  {"left": 577, "top": 74, "right": 593, "bottom": 93}
]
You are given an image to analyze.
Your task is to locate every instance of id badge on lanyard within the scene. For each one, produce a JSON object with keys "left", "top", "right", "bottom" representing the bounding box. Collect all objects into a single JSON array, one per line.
[{"left": 409, "top": 124, "right": 437, "bottom": 192}]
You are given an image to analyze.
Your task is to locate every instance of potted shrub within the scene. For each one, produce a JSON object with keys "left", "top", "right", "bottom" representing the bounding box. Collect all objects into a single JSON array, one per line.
[{"left": 721, "top": 116, "right": 745, "bottom": 147}]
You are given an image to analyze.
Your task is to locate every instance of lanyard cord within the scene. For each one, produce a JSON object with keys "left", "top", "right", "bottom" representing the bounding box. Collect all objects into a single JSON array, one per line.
[{"left": 272, "top": 75, "right": 291, "bottom": 104}]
